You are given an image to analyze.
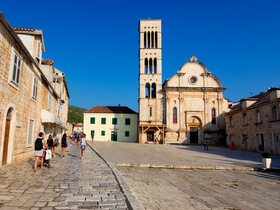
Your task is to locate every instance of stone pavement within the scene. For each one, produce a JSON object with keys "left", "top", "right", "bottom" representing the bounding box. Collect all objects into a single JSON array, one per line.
[
  {"left": 0, "top": 142, "right": 130, "bottom": 209},
  {"left": 90, "top": 141, "right": 280, "bottom": 169},
  {"left": 117, "top": 167, "right": 280, "bottom": 210},
  {"left": 89, "top": 141, "right": 280, "bottom": 210}
]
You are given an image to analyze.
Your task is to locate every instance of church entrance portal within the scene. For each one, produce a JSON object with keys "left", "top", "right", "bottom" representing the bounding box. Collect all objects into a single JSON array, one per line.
[{"left": 190, "top": 127, "right": 198, "bottom": 144}]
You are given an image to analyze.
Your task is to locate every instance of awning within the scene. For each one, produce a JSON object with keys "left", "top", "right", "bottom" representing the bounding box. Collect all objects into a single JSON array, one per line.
[{"left": 41, "top": 109, "right": 67, "bottom": 128}]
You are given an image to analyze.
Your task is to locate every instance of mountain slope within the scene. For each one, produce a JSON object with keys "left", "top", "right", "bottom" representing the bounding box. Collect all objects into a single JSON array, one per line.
[{"left": 68, "top": 105, "right": 87, "bottom": 124}]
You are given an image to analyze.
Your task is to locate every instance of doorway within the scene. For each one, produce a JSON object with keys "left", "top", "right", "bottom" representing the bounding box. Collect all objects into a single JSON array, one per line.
[
  {"left": 3, "top": 108, "right": 12, "bottom": 165},
  {"left": 257, "top": 134, "right": 264, "bottom": 151},
  {"left": 190, "top": 127, "right": 198, "bottom": 144},
  {"left": 147, "top": 131, "right": 154, "bottom": 142},
  {"left": 111, "top": 131, "right": 117, "bottom": 141},
  {"left": 274, "top": 134, "right": 280, "bottom": 155}
]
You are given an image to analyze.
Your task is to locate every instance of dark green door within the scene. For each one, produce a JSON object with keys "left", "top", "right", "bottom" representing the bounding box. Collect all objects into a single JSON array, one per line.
[
  {"left": 111, "top": 131, "right": 117, "bottom": 141},
  {"left": 111, "top": 131, "right": 115, "bottom": 141}
]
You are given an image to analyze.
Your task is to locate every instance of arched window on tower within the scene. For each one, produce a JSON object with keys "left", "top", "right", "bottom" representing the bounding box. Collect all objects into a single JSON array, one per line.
[
  {"left": 151, "top": 83, "right": 156, "bottom": 98},
  {"left": 212, "top": 108, "right": 216, "bottom": 124},
  {"left": 145, "top": 58, "right": 148, "bottom": 74},
  {"left": 144, "top": 32, "right": 146, "bottom": 48},
  {"left": 154, "top": 58, "right": 157, "bottom": 74},
  {"left": 145, "top": 83, "right": 150, "bottom": 98},
  {"left": 155, "top": 32, "right": 158, "bottom": 48},
  {"left": 173, "top": 107, "right": 177, "bottom": 124},
  {"left": 148, "top": 31, "right": 150, "bottom": 48},
  {"left": 150, "top": 107, "right": 152, "bottom": 117},
  {"left": 151, "top": 31, "right": 154, "bottom": 48},
  {"left": 149, "top": 58, "right": 153, "bottom": 74}
]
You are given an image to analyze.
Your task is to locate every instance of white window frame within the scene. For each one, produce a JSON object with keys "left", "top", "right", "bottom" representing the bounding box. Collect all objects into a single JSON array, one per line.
[
  {"left": 57, "top": 104, "right": 61, "bottom": 117},
  {"left": 32, "top": 76, "right": 38, "bottom": 100},
  {"left": 36, "top": 40, "right": 41, "bottom": 60},
  {"left": 48, "top": 92, "right": 52, "bottom": 110},
  {"left": 27, "top": 118, "right": 35, "bottom": 147},
  {"left": 9, "top": 49, "right": 22, "bottom": 88}
]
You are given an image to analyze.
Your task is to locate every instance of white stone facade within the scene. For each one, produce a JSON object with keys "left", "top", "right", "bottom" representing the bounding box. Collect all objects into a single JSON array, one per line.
[{"left": 138, "top": 19, "right": 229, "bottom": 144}]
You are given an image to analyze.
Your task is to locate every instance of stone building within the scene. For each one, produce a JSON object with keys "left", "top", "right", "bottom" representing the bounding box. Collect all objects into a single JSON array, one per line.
[
  {"left": 73, "top": 123, "right": 83, "bottom": 133},
  {"left": 84, "top": 106, "right": 138, "bottom": 142},
  {"left": 226, "top": 87, "right": 280, "bottom": 155},
  {"left": 138, "top": 19, "right": 229, "bottom": 144},
  {"left": 0, "top": 12, "right": 69, "bottom": 165},
  {"left": 138, "top": 19, "right": 165, "bottom": 144}
]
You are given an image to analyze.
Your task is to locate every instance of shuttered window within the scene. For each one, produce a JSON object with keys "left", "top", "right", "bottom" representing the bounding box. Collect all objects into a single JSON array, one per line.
[{"left": 27, "top": 119, "right": 34, "bottom": 146}]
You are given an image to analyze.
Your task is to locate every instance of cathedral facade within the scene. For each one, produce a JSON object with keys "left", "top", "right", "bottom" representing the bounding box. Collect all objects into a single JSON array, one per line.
[{"left": 138, "top": 19, "right": 229, "bottom": 145}]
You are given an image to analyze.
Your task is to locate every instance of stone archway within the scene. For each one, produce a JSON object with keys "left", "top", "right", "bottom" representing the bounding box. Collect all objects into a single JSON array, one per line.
[{"left": 187, "top": 116, "right": 202, "bottom": 144}]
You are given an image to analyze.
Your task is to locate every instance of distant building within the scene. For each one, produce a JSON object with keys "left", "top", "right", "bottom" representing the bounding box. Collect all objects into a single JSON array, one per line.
[
  {"left": 138, "top": 19, "right": 229, "bottom": 145},
  {"left": 226, "top": 87, "right": 280, "bottom": 155},
  {"left": 73, "top": 123, "right": 83, "bottom": 133},
  {"left": 0, "top": 12, "right": 69, "bottom": 165},
  {"left": 83, "top": 106, "right": 138, "bottom": 142}
]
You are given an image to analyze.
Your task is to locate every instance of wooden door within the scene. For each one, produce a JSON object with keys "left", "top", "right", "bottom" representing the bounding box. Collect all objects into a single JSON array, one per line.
[{"left": 2, "top": 119, "right": 11, "bottom": 165}]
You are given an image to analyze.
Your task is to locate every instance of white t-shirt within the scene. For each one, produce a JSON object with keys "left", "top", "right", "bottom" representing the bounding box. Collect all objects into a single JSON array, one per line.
[{"left": 81, "top": 138, "right": 87, "bottom": 146}]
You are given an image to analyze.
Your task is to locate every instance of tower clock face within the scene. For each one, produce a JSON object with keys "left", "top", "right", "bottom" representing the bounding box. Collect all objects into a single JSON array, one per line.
[{"left": 190, "top": 76, "right": 197, "bottom": 84}]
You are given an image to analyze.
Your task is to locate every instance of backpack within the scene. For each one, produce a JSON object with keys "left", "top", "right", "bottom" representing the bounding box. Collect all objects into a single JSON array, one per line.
[{"left": 35, "top": 138, "right": 43, "bottom": 151}]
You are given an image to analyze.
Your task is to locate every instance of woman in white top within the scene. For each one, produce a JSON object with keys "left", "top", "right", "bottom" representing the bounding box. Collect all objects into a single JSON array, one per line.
[{"left": 80, "top": 133, "right": 87, "bottom": 159}]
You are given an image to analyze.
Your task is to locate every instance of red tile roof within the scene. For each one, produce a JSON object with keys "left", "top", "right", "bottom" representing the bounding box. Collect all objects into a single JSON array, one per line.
[
  {"left": 42, "top": 59, "right": 54, "bottom": 65},
  {"left": 13, "top": 27, "right": 37, "bottom": 32},
  {"left": 85, "top": 106, "right": 137, "bottom": 114}
]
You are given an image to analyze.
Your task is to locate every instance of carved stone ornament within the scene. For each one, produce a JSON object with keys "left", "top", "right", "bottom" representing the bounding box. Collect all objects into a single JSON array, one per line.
[{"left": 189, "top": 55, "right": 197, "bottom": 62}]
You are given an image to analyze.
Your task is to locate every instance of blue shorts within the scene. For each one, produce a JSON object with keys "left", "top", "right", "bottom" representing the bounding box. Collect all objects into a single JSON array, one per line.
[{"left": 81, "top": 145, "right": 86, "bottom": 150}]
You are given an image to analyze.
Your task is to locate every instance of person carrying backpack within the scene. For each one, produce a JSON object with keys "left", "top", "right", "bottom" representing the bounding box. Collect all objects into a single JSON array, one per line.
[
  {"left": 34, "top": 132, "right": 47, "bottom": 172},
  {"left": 61, "top": 133, "right": 68, "bottom": 157}
]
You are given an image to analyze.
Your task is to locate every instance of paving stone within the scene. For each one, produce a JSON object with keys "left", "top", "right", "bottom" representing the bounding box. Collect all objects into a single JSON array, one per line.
[{"left": 0, "top": 143, "right": 128, "bottom": 209}]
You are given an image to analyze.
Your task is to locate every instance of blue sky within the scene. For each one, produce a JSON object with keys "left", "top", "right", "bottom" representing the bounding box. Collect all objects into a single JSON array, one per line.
[{"left": 2, "top": 0, "right": 280, "bottom": 112}]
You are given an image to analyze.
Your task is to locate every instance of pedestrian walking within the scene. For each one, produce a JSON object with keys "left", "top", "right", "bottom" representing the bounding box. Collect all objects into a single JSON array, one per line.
[
  {"left": 231, "top": 141, "right": 235, "bottom": 152},
  {"left": 47, "top": 134, "right": 53, "bottom": 153},
  {"left": 80, "top": 133, "right": 87, "bottom": 159},
  {"left": 45, "top": 134, "right": 53, "bottom": 167},
  {"left": 61, "top": 133, "right": 68, "bottom": 157},
  {"left": 52, "top": 132, "right": 59, "bottom": 157},
  {"left": 76, "top": 134, "right": 80, "bottom": 145},
  {"left": 91, "top": 132, "right": 94, "bottom": 143},
  {"left": 34, "top": 132, "right": 47, "bottom": 172}
]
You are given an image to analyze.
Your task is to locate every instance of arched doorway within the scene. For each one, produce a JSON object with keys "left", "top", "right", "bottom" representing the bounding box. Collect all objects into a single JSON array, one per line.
[
  {"left": 187, "top": 116, "right": 202, "bottom": 144},
  {"left": 2, "top": 108, "right": 12, "bottom": 165}
]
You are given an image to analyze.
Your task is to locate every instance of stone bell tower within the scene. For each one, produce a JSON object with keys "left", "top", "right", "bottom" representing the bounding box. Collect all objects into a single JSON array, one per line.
[{"left": 138, "top": 19, "right": 165, "bottom": 143}]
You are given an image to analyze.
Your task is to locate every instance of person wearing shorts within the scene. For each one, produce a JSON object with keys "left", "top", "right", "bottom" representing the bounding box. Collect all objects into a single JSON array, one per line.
[
  {"left": 52, "top": 132, "right": 59, "bottom": 157},
  {"left": 80, "top": 134, "right": 87, "bottom": 159},
  {"left": 34, "top": 132, "right": 47, "bottom": 172}
]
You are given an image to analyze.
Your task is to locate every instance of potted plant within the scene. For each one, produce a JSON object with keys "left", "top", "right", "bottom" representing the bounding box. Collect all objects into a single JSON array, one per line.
[{"left": 262, "top": 151, "right": 271, "bottom": 168}]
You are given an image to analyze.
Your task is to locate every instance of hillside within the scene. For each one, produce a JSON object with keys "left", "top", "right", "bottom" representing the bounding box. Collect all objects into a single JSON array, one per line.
[{"left": 67, "top": 105, "right": 87, "bottom": 124}]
